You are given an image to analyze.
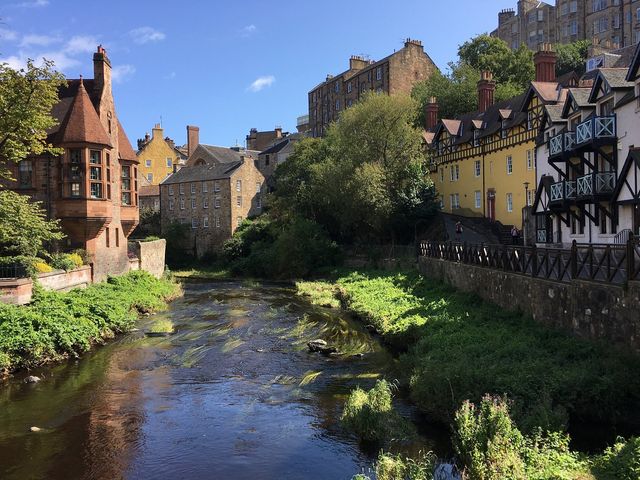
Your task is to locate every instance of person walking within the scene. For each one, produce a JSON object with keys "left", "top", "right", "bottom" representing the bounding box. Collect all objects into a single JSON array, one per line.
[
  {"left": 455, "top": 221, "right": 463, "bottom": 242},
  {"left": 511, "top": 226, "right": 520, "bottom": 245}
]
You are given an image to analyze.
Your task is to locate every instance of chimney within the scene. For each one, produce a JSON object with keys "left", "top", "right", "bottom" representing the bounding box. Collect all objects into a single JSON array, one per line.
[
  {"left": 275, "top": 126, "right": 283, "bottom": 138},
  {"left": 477, "top": 71, "right": 495, "bottom": 113},
  {"left": 349, "top": 55, "right": 368, "bottom": 71},
  {"left": 534, "top": 43, "right": 557, "bottom": 82},
  {"left": 425, "top": 97, "right": 439, "bottom": 130},
  {"left": 152, "top": 123, "right": 163, "bottom": 139},
  {"left": 93, "top": 45, "right": 111, "bottom": 100},
  {"left": 186, "top": 125, "right": 199, "bottom": 158}
]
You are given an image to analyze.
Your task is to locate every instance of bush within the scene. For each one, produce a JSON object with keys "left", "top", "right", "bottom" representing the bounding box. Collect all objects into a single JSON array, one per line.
[
  {"left": 33, "top": 260, "right": 52, "bottom": 273},
  {"left": 0, "top": 255, "right": 38, "bottom": 277},
  {"left": 592, "top": 437, "right": 640, "bottom": 480},
  {"left": 50, "top": 253, "right": 77, "bottom": 271},
  {"left": 67, "top": 252, "right": 84, "bottom": 268},
  {"left": 341, "top": 379, "right": 414, "bottom": 443},
  {"left": 375, "top": 452, "right": 436, "bottom": 480}
]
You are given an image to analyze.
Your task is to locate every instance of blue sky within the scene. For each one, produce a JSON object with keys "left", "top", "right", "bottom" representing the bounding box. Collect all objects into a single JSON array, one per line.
[{"left": 0, "top": 0, "right": 501, "bottom": 148}]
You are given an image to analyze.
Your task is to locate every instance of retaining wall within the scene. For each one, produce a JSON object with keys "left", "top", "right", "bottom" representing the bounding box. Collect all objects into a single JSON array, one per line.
[{"left": 418, "top": 256, "right": 640, "bottom": 351}]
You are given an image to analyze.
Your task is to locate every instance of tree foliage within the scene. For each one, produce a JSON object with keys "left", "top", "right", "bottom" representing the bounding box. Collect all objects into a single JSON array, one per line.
[
  {"left": 0, "top": 190, "right": 64, "bottom": 258},
  {"left": 555, "top": 40, "right": 590, "bottom": 77},
  {"left": 0, "top": 59, "right": 65, "bottom": 179}
]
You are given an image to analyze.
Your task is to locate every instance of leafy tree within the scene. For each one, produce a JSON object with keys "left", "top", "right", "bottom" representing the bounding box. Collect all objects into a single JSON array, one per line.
[
  {"left": 0, "top": 190, "right": 64, "bottom": 257},
  {"left": 0, "top": 59, "right": 65, "bottom": 179},
  {"left": 555, "top": 40, "right": 590, "bottom": 77}
]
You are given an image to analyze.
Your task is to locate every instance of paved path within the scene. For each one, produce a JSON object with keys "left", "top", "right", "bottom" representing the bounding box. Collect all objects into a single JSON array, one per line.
[{"left": 442, "top": 215, "right": 498, "bottom": 244}]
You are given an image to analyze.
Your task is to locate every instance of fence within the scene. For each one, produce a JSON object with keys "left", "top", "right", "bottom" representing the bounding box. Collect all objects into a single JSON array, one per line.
[
  {"left": 419, "top": 235, "right": 640, "bottom": 285},
  {"left": 0, "top": 264, "right": 28, "bottom": 280}
]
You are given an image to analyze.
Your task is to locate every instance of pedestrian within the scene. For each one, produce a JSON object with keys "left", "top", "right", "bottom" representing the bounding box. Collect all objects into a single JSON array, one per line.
[
  {"left": 511, "top": 226, "right": 519, "bottom": 245},
  {"left": 455, "top": 221, "right": 463, "bottom": 242}
]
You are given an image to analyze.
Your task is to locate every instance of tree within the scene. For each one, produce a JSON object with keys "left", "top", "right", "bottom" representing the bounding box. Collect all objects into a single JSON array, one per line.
[
  {"left": 555, "top": 40, "right": 590, "bottom": 77},
  {"left": 0, "top": 190, "right": 64, "bottom": 258},
  {"left": 0, "top": 59, "right": 65, "bottom": 179}
]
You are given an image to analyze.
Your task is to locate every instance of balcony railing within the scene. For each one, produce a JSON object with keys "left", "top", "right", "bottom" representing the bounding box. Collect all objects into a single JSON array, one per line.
[
  {"left": 575, "top": 115, "right": 616, "bottom": 146},
  {"left": 549, "top": 180, "right": 577, "bottom": 203},
  {"left": 576, "top": 172, "right": 616, "bottom": 199},
  {"left": 549, "top": 132, "right": 576, "bottom": 158}
]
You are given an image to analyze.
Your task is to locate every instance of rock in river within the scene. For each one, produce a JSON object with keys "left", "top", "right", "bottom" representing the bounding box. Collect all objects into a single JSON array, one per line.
[
  {"left": 30, "top": 426, "right": 42, "bottom": 432},
  {"left": 307, "top": 339, "right": 338, "bottom": 355},
  {"left": 24, "top": 376, "right": 41, "bottom": 384}
]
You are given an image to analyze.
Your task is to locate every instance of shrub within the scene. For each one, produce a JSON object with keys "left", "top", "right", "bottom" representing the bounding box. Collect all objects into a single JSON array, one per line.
[
  {"left": 0, "top": 255, "right": 38, "bottom": 277},
  {"left": 33, "top": 260, "right": 52, "bottom": 273},
  {"left": 67, "top": 252, "right": 84, "bottom": 268},
  {"left": 50, "top": 253, "right": 77, "bottom": 271},
  {"left": 375, "top": 452, "right": 435, "bottom": 480},
  {"left": 592, "top": 437, "right": 640, "bottom": 480},
  {"left": 143, "top": 235, "right": 161, "bottom": 242},
  {"left": 341, "top": 379, "right": 414, "bottom": 443}
]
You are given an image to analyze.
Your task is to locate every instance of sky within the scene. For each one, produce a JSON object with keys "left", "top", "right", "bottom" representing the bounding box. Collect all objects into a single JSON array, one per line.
[{"left": 0, "top": 0, "right": 503, "bottom": 148}]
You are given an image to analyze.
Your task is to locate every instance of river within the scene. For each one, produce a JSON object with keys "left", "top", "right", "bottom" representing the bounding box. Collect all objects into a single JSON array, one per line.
[{"left": 0, "top": 280, "right": 448, "bottom": 480}]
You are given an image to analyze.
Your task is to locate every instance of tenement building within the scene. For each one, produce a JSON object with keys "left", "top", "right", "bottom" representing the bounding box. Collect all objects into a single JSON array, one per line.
[
  {"left": 308, "top": 39, "right": 438, "bottom": 137},
  {"left": 426, "top": 46, "right": 578, "bottom": 230},
  {"left": 492, "top": 0, "right": 640, "bottom": 50},
  {"left": 159, "top": 131, "right": 264, "bottom": 257},
  {"left": 3, "top": 46, "right": 139, "bottom": 281},
  {"left": 136, "top": 124, "right": 188, "bottom": 184},
  {"left": 532, "top": 41, "right": 640, "bottom": 245}
]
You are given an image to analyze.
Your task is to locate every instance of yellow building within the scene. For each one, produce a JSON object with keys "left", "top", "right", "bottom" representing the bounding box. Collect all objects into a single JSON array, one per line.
[
  {"left": 425, "top": 48, "right": 567, "bottom": 229},
  {"left": 137, "top": 124, "right": 188, "bottom": 185}
]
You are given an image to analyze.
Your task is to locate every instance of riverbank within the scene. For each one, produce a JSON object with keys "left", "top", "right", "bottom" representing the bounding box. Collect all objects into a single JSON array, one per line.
[
  {"left": 297, "top": 269, "right": 640, "bottom": 437},
  {"left": 0, "top": 270, "right": 182, "bottom": 376}
]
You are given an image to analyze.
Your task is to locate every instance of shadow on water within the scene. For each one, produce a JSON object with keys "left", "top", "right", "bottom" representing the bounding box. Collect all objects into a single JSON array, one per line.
[{"left": 0, "top": 280, "right": 450, "bottom": 480}]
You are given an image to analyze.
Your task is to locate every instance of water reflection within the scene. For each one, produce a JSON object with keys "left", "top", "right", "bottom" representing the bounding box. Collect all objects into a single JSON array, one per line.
[{"left": 0, "top": 281, "right": 446, "bottom": 480}]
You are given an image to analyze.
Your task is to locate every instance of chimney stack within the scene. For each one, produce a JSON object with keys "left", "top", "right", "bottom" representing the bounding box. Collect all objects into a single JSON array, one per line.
[
  {"left": 534, "top": 43, "right": 557, "bottom": 83},
  {"left": 152, "top": 123, "right": 163, "bottom": 139},
  {"left": 186, "top": 125, "right": 199, "bottom": 158},
  {"left": 425, "top": 97, "right": 439, "bottom": 130},
  {"left": 275, "top": 126, "right": 283, "bottom": 138},
  {"left": 477, "top": 71, "right": 495, "bottom": 113},
  {"left": 93, "top": 45, "right": 111, "bottom": 101}
]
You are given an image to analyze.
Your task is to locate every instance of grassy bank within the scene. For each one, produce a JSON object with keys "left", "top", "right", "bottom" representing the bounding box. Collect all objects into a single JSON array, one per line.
[
  {"left": 0, "top": 271, "right": 182, "bottom": 375},
  {"left": 297, "top": 270, "right": 640, "bottom": 434}
]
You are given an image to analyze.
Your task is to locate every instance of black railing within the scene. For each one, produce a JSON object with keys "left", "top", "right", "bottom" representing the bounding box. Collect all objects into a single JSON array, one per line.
[
  {"left": 419, "top": 236, "right": 639, "bottom": 285},
  {"left": 0, "top": 264, "right": 28, "bottom": 280}
]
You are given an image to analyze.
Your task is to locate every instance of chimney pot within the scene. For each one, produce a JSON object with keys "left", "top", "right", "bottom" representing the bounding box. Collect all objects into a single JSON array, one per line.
[
  {"left": 425, "top": 97, "right": 439, "bottom": 131},
  {"left": 477, "top": 71, "right": 496, "bottom": 113},
  {"left": 534, "top": 45, "right": 557, "bottom": 82}
]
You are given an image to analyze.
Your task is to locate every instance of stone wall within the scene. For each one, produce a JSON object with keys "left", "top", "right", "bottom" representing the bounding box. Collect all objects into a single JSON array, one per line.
[
  {"left": 418, "top": 256, "right": 640, "bottom": 351},
  {"left": 0, "top": 278, "right": 33, "bottom": 305},
  {"left": 129, "top": 239, "right": 166, "bottom": 278},
  {"left": 0, "top": 266, "right": 92, "bottom": 306}
]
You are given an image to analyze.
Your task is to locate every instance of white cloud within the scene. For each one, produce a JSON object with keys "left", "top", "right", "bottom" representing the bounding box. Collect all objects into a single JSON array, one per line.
[
  {"left": 0, "top": 28, "right": 18, "bottom": 41},
  {"left": 112, "top": 64, "right": 136, "bottom": 83},
  {"left": 19, "top": 33, "right": 60, "bottom": 48},
  {"left": 248, "top": 75, "right": 275, "bottom": 92},
  {"left": 16, "top": 0, "right": 49, "bottom": 7},
  {"left": 240, "top": 24, "right": 256, "bottom": 37},
  {"left": 2, "top": 50, "right": 79, "bottom": 71},
  {"left": 129, "top": 26, "right": 166, "bottom": 45},
  {"left": 164, "top": 71, "right": 176, "bottom": 80},
  {"left": 64, "top": 35, "right": 99, "bottom": 54}
]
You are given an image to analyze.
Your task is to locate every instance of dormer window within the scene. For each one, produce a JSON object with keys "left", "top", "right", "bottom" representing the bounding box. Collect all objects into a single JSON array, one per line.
[
  {"left": 527, "top": 111, "right": 534, "bottom": 130},
  {"left": 501, "top": 120, "right": 508, "bottom": 138},
  {"left": 473, "top": 129, "right": 480, "bottom": 147}
]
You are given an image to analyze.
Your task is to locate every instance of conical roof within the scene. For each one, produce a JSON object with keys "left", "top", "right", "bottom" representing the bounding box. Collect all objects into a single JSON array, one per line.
[{"left": 57, "top": 78, "right": 112, "bottom": 147}]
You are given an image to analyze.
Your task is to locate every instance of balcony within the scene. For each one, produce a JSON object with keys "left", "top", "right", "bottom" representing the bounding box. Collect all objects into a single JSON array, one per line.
[
  {"left": 549, "top": 179, "right": 577, "bottom": 206},
  {"left": 576, "top": 172, "right": 616, "bottom": 201},
  {"left": 574, "top": 115, "right": 616, "bottom": 148},
  {"left": 549, "top": 132, "right": 576, "bottom": 159}
]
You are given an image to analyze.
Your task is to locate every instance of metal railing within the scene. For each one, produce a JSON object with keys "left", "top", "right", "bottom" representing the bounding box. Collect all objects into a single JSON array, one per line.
[
  {"left": 549, "top": 131, "right": 576, "bottom": 157},
  {"left": 419, "top": 236, "right": 639, "bottom": 285},
  {"left": 549, "top": 180, "right": 577, "bottom": 203},
  {"left": 576, "top": 172, "right": 616, "bottom": 198},
  {"left": 575, "top": 115, "right": 616, "bottom": 145},
  {"left": 0, "top": 264, "right": 28, "bottom": 280}
]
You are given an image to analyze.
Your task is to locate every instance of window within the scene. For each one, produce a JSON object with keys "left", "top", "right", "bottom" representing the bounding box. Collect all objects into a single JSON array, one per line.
[
  {"left": 449, "top": 193, "right": 460, "bottom": 210},
  {"left": 474, "top": 160, "right": 481, "bottom": 177},
  {"left": 179, "top": 184, "right": 184, "bottom": 194},
  {"left": 203, "top": 196, "right": 209, "bottom": 208},
  {"left": 169, "top": 198, "right": 175, "bottom": 210},
  {"left": 593, "top": 0, "right": 607, "bottom": 12},
  {"left": 527, "top": 150, "right": 533, "bottom": 170},
  {"left": 169, "top": 185, "right": 174, "bottom": 195},
  {"left": 154, "top": 198, "right": 160, "bottom": 210},
  {"left": 236, "top": 180, "right": 242, "bottom": 192},
  {"left": 347, "top": 81, "right": 352, "bottom": 93},
  {"left": 166, "top": 157, "right": 172, "bottom": 167},
  {"left": 191, "top": 198, "right": 196, "bottom": 209},
  {"left": 115, "top": 228, "right": 119, "bottom": 248},
  {"left": 637, "top": 7, "right": 640, "bottom": 21},
  {"left": 537, "top": 9, "right": 544, "bottom": 21},
  {"left": 237, "top": 196, "right": 242, "bottom": 207},
  {"left": 18, "top": 160, "right": 32, "bottom": 187},
  {"left": 121, "top": 165, "right": 132, "bottom": 205},
  {"left": 237, "top": 216, "right": 243, "bottom": 227},
  {"left": 473, "top": 129, "right": 480, "bottom": 146},
  {"left": 335, "top": 99, "right": 340, "bottom": 110},
  {"left": 215, "top": 216, "right": 221, "bottom": 228},
  {"left": 71, "top": 183, "right": 81, "bottom": 197},
  {"left": 214, "top": 181, "right": 220, "bottom": 192},
  {"left": 570, "top": 0, "right": 577, "bottom": 13},
  {"left": 214, "top": 197, "right": 221, "bottom": 208},
  {"left": 439, "top": 168, "right": 444, "bottom": 183},
  {"left": 90, "top": 182, "right": 103, "bottom": 199},
  {"left": 475, "top": 191, "right": 482, "bottom": 209},
  {"left": 439, "top": 196, "right": 444, "bottom": 209},
  {"left": 593, "top": 16, "right": 608, "bottom": 34},
  {"left": 613, "top": 14, "right": 621, "bottom": 29},
  {"left": 506, "top": 193, "right": 513, "bottom": 212},
  {"left": 376, "top": 66, "right": 382, "bottom": 80},
  {"left": 450, "top": 164, "right": 460, "bottom": 181},
  {"left": 570, "top": 20, "right": 578, "bottom": 35},
  {"left": 89, "top": 150, "right": 103, "bottom": 199},
  {"left": 334, "top": 82, "right": 340, "bottom": 93},
  {"left": 501, "top": 120, "right": 508, "bottom": 138},
  {"left": 145, "top": 159, "right": 151, "bottom": 167},
  {"left": 203, "top": 216, "right": 209, "bottom": 228},
  {"left": 202, "top": 181, "right": 208, "bottom": 193},
  {"left": 106, "top": 227, "right": 110, "bottom": 248},
  {"left": 347, "top": 99, "right": 353, "bottom": 107},
  {"left": 265, "top": 154, "right": 270, "bottom": 166},
  {"left": 147, "top": 173, "right": 153, "bottom": 183},
  {"left": 180, "top": 197, "right": 185, "bottom": 210},
  {"left": 256, "top": 182, "right": 261, "bottom": 193},
  {"left": 527, "top": 190, "right": 535, "bottom": 207},
  {"left": 192, "top": 218, "right": 198, "bottom": 229},
  {"left": 506, "top": 156, "right": 513, "bottom": 175},
  {"left": 527, "top": 111, "right": 534, "bottom": 130},
  {"left": 191, "top": 183, "right": 196, "bottom": 194}
]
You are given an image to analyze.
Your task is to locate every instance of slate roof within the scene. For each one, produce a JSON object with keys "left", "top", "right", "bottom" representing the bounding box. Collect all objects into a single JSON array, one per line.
[
  {"left": 260, "top": 137, "right": 291, "bottom": 155},
  {"left": 545, "top": 104, "right": 566, "bottom": 124},
  {"left": 161, "top": 161, "right": 243, "bottom": 185},
  {"left": 599, "top": 68, "right": 634, "bottom": 89},
  {"left": 55, "top": 79, "right": 112, "bottom": 147},
  {"left": 139, "top": 185, "right": 159, "bottom": 197},
  {"left": 191, "top": 145, "right": 259, "bottom": 165},
  {"left": 530, "top": 81, "right": 561, "bottom": 103}
]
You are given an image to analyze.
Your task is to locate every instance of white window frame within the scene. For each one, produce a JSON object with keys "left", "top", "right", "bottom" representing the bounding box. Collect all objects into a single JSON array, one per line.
[
  {"left": 214, "top": 181, "right": 221, "bottom": 192},
  {"left": 145, "top": 159, "right": 151, "bottom": 167},
  {"left": 474, "top": 160, "right": 481, "bottom": 177},
  {"left": 475, "top": 190, "right": 481, "bottom": 209},
  {"left": 180, "top": 197, "right": 185, "bottom": 210},
  {"left": 169, "top": 185, "right": 174, "bottom": 195},
  {"left": 256, "top": 182, "right": 261, "bottom": 193},
  {"left": 179, "top": 184, "right": 184, "bottom": 194},
  {"left": 214, "top": 197, "right": 221, "bottom": 208},
  {"left": 169, "top": 199, "right": 174, "bottom": 210},
  {"left": 506, "top": 193, "right": 513, "bottom": 212},
  {"left": 203, "top": 216, "right": 209, "bottom": 228},
  {"left": 166, "top": 157, "right": 172, "bottom": 167},
  {"left": 506, "top": 155, "right": 513, "bottom": 175},
  {"left": 237, "top": 196, "right": 242, "bottom": 207},
  {"left": 236, "top": 180, "right": 242, "bottom": 192},
  {"left": 376, "top": 66, "right": 382, "bottom": 81},
  {"left": 215, "top": 215, "right": 220, "bottom": 228},
  {"left": 203, "top": 196, "right": 209, "bottom": 209},
  {"left": 203, "top": 182, "right": 208, "bottom": 193},
  {"left": 191, "top": 198, "right": 196, "bottom": 209},
  {"left": 191, "top": 183, "right": 196, "bottom": 194},
  {"left": 527, "top": 150, "right": 533, "bottom": 170},
  {"left": 191, "top": 218, "right": 198, "bottom": 229}
]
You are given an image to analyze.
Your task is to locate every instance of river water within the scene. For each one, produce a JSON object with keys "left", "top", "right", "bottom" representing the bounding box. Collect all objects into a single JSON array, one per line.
[{"left": 0, "top": 281, "right": 447, "bottom": 480}]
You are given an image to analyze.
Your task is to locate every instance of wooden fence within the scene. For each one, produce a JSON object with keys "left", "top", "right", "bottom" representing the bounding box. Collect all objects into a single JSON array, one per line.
[{"left": 419, "top": 235, "right": 640, "bottom": 285}]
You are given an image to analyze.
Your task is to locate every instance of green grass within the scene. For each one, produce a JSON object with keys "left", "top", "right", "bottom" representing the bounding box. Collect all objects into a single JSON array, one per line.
[
  {"left": 296, "top": 280, "right": 340, "bottom": 308},
  {"left": 148, "top": 318, "right": 174, "bottom": 334},
  {"left": 173, "top": 267, "right": 232, "bottom": 280},
  {"left": 0, "top": 271, "right": 182, "bottom": 374}
]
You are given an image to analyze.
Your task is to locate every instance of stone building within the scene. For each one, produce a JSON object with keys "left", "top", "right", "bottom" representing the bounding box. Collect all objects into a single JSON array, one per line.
[
  {"left": 256, "top": 133, "right": 304, "bottom": 182},
  {"left": 136, "top": 124, "right": 188, "bottom": 184},
  {"left": 492, "top": 0, "right": 640, "bottom": 50},
  {"left": 3, "top": 46, "right": 139, "bottom": 281},
  {"left": 246, "top": 127, "right": 286, "bottom": 151},
  {"left": 308, "top": 39, "right": 439, "bottom": 137},
  {"left": 139, "top": 185, "right": 160, "bottom": 212}
]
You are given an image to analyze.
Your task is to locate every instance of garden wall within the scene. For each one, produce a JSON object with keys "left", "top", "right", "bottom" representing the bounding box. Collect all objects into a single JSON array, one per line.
[
  {"left": 418, "top": 256, "right": 640, "bottom": 351},
  {"left": 0, "top": 266, "right": 92, "bottom": 306}
]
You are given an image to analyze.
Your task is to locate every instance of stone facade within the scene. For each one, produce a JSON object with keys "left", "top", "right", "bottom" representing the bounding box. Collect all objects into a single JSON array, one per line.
[
  {"left": 136, "top": 124, "right": 188, "bottom": 185},
  {"left": 493, "top": 0, "right": 640, "bottom": 50},
  {"left": 128, "top": 239, "right": 166, "bottom": 278},
  {"left": 308, "top": 39, "right": 438, "bottom": 137},
  {"left": 418, "top": 256, "right": 640, "bottom": 351},
  {"left": 246, "top": 127, "right": 285, "bottom": 151}
]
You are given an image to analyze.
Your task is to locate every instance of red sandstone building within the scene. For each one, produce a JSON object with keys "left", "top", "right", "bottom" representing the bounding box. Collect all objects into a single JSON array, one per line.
[{"left": 3, "top": 47, "right": 139, "bottom": 281}]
